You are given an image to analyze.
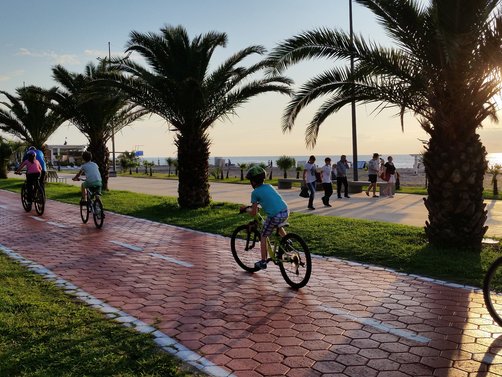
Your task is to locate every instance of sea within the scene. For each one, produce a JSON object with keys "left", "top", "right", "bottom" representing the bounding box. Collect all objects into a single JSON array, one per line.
[{"left": 143, "top": 152, "right": 502, "bottom": 169}]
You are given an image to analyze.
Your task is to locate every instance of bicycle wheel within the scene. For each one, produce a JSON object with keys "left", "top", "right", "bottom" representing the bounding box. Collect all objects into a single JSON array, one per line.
[
  {"left": 483, "top": 257, "right": 502, "bottom": 326},
  {"left": 20, "top": 183, "right": 32, "bottom": 212},
  {"left": 92, "top": 197, "right": 104, "bottom": 229},
  {"left": 230, "top": 224, "right": 261, "bottom": 272},
  {"left": 80, "top": 199, "right": 90, "bottom": 223},
  {"left": 278, "top": 233, "right": 312, "bottom": 289},
  {"left": 34, "top": 185, "right": 45, "bottom": 215}
]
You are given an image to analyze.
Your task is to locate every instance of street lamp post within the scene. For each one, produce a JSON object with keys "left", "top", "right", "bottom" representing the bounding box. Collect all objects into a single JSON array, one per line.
[
  {"left": 108, "top": 42, "right": 117, "bottom": 177},
  {"left": 349, "top": 0, "right": 359, "bottom": 181}
]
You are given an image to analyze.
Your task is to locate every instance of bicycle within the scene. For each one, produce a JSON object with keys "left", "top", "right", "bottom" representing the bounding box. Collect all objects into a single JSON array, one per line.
[
  {"left": 15, "top": 172, "right": 45, "bottom": 215},
  {"left": 230, "top": 206, "right": 312, "bottom": 289},
  {"left": 483, "top": 254, "right": 502, "bottom": 326},
  {"left": 73, "top": 178, "right": 105, "bottom": 229}
]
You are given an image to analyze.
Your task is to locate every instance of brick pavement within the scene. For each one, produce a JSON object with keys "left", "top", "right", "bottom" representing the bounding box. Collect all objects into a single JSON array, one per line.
[{"left": 1, "top": 189, "right": 502, "bottom": 376}]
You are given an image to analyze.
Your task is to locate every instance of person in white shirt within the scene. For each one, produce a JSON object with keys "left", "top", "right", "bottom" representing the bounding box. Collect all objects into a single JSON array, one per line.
[
  {"left": 302, "top": 155, "right": 317, "bottom": 210},
  {"left": 366, "top": 153, "right": 380, "bottom": 197},
  {"left": 321, "top": 157, "right": 333, "bottom": 207}
]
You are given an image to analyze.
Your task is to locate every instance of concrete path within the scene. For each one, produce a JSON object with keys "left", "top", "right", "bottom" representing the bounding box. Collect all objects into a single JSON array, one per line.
[
  {"left": 1, "top": 188, "right": 502, "bottom": 376},
  {"left": 56, "top": 173, "right": 502, "bottom": 238}
]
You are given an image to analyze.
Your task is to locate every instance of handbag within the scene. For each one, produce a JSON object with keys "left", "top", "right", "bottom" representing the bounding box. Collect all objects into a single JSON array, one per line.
[{"left": 299, "top": 185, "right": 310, "bottom": 198}]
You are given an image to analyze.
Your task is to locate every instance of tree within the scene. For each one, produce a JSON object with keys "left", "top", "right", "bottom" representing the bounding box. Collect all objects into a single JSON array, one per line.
[
  {"left": 276, "top": 155, "right": 296, "bottom": 178},
  {"left": 119, "top": 151, "right": 139, "bottom": 174},
  {"left": 51, "top": 62, "right": 147, "bottom": 190},
  {"left": 166, "top": 157, "right": 174, "bottom": 176},
  {"left": 107, "top": 25, "right": 292, "bottom": 208},
  {"left": 238, "top": 163, "right": 248, "bottom": 180},
  {"left": 488, "top": 164, "right": 501, "bottom": 196},
  {"left": 0, "top": 137, "right": 14, "bottom": 178},
  {"left": 267, "top": 0, "right": 502, "bottom": 250},
  {"left": 0, "top": 86, "right": 65, "bottom": 149}
]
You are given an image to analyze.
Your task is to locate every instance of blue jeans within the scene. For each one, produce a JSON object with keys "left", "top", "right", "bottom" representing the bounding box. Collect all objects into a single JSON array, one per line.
[{"left": 307, "top": 182, "right": 316, "bottom": 208}]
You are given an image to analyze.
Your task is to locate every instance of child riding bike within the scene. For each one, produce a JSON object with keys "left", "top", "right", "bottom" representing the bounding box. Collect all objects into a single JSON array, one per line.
[
  {"left": 15, "top": 150, "right": 42, "bottom": 203},
  {"left": 240, "top": 166, "right": 289, "bottom": 271},
  {"left": 72, "top": 151, "right": 102, "bottom": 203}
]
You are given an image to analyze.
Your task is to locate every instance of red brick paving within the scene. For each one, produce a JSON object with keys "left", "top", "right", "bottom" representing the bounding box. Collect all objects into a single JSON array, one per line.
[{"left": 1, "top": 189, "right": 502, "bottom": 376}]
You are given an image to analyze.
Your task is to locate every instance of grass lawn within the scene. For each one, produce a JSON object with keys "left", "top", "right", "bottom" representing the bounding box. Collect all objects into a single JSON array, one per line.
[{"left": 0, "top": 177, "right": 500, "bottom": 375}]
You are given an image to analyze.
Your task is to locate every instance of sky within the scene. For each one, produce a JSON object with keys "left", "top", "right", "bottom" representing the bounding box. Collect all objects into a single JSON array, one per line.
[{"left": 0, "top": 0, "right": 501, "bottom": 159}]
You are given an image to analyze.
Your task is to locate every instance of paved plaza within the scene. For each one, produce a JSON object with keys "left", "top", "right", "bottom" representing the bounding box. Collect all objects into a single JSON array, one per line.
[{"left": 1, "top": 177, "right": 502, "bottom": 376}]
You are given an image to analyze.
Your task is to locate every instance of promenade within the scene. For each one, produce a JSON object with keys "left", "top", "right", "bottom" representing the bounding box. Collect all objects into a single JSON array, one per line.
[
  {"left": 58, "top": 173, "right": 502, "bottom": 238},
  {"left": 1, "top": 175, "right": 502, "bottom": 376}
]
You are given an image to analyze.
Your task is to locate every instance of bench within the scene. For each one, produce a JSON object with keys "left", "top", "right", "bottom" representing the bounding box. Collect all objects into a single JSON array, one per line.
[
  {"left": 277, "top": 178, "right": 304, "bottom": 189},
  {"left": 46, "top": 170, "right": 67, "bottom": 183}
]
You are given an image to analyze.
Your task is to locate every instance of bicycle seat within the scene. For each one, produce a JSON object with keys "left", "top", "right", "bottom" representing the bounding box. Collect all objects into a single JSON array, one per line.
[{"left": 88, "top": 186, "right": 101, "bottom": 195}]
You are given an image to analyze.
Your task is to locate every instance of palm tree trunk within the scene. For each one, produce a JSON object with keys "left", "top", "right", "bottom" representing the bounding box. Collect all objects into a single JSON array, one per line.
[
  {"left": 423, "top": 133, "right": 488, "bottom": 250},
  {"left": 176, "top": 129, "right": 210, "bottom": 208},
  {"left": 88, "top": 140, "right": 110, "bottom": 191}
]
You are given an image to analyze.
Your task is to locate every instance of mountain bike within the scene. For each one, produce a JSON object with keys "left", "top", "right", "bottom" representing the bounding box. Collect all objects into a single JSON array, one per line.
[
  {"left": 483, "top": 256, "right": 502, "bottom": 326},
  {"left": 230, "top": 207, "right": 311, "bottom": 289},
  {"left": 15, "top": 172, "right": 45, "bottom": 215},
  {"left": 73, "top": 178, "right": 104, "bottom": 229}
]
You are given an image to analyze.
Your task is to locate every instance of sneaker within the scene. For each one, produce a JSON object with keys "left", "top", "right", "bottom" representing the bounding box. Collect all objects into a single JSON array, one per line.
[
  {"left": 324, "top": 203, "right": 332, "bottom": 207},
  {"left": 365, "top": 191, "right": 369, "bottom": 196},
  {"left": 373, "top": 195, "right": 379, "bottom": 198},
  {"left": 344, "top": 195, "right": 351, "bottom": 198},
  {"left": 308, "top": 206, "right": 316, "bottom": 210},
  {"left": 337, "top": 196, "right": 342, "bottom": 199},
  {"left": 254, "top": 260, "right": 267, "bottom": 270}
]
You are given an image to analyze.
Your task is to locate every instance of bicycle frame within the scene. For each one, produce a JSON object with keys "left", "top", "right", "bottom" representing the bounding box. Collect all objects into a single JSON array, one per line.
[{"left": 244, "top": 212, "right": 284, "bottom": 265}]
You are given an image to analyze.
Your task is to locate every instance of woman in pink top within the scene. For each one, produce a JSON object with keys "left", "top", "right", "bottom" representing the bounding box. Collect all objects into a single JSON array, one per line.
[{"left": 15, "top": 150, "right": 42, "bottom": 202}]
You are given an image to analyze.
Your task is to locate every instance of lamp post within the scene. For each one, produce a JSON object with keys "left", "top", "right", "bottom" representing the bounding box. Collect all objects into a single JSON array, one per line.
[
  {"left": 108, "top": 42, "right": 117, "bottom": 177},
  {"left": 349, "top": 0, "right": 359, "bottom": 180}
]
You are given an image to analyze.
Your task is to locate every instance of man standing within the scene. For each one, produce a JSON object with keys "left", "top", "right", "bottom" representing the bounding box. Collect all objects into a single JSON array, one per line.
[
  {"left": 366, "top": 153, "right": 380, "bottom": 197},
  {"left": 303, "top": 155, "right": 317, "bottom": 210},
  {"left": 336, "top": 155, "right": 350, "bottom": 199},
  {"left": 321, "top": 157, "right": 333, "bottom": 207}
]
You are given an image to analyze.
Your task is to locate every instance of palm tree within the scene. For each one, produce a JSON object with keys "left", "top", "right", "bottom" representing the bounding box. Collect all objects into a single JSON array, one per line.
[
  {"left": 107, "top": 25, "right": 292, "bottom": 208},
  {"left": 267, "top": 0, "right": 502, "bottom": 250},
  {"left": 276, "top": 155, "right": 296, "bottom": 178},
  {"left": 166, "top": 157, "right": 174, "bottom": 176},
  {"left": 51, "top": 62, "right": 147, "bottom": 190},
  {"left": 238, "top": 163, "right": 248, "bottom": 181},
  {"left": 488, "top": 164, "right": 501, "bottom": 196},
  {"left": 0, "top": 85, "right": 65, "bottom": 149},
  {"left": 0, "top": 137, "right": 15, "bottom": 178}
]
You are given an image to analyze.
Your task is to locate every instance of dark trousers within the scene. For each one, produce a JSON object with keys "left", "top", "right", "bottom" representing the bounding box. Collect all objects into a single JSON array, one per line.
[
  {"left": 322, "top": 183, "right": 333, "bottom": 204},
  {"left": 337, "top": 176, "right": 348, "bottom": 197},
  {"left": 306, "top": 182, "right": 316, "bottom": 208},
  {"left": 26, "top": 172, "right": 40, "bottom": 201}
]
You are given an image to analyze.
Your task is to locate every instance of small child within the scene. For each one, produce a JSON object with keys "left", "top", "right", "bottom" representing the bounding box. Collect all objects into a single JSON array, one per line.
[
  {"left": 72, "top": 151, "right": 102, "bottom": 203},
  {"left": 15, "top": 150, "right": 42, "bottom": 202},
  {"left": 240, "top": 166, "right": 289, "bottom": 270}
]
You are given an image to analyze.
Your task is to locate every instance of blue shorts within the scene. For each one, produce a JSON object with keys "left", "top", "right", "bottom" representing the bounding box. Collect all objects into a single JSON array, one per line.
[{"left": 261, "top": 209, "right": 289, "bottom": 237}]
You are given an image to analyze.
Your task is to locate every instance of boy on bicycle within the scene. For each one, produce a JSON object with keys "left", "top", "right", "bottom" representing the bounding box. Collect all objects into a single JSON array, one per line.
[
  {"left": 72, "top": 151, "right": 102, "bottom": 204},
  {"left": 241, "top": 166, "right": 289, "bottom": 270}
]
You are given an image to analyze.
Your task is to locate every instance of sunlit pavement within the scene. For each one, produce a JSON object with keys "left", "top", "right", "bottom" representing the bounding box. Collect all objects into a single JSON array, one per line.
[{"left": 2, "top": 188, "right": 502, "bottom": 377}]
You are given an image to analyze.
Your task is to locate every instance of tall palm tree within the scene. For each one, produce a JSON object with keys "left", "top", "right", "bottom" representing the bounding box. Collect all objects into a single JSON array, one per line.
[
  {"left": 51, "top": 62, "right": 147, "bottom": 190},
  {"left": 0, "top": 85, "right": 65, "bottom": 150},
  {"left": 267, "top": 0, "right": 502, "bottom": 250},
  {"left": 107, "top": 25, "right": 292, "bottom": 208}
]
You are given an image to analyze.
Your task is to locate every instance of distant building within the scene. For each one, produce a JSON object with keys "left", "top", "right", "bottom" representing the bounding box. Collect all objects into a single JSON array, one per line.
[{"left": 46, "top": 144, "right": 87, "bottom": 166}]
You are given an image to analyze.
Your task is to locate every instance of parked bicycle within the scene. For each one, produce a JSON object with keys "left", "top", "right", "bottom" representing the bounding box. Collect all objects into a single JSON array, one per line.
[
  {"left": 73, "top": 178, "right": 104, "bottom": 229},
  {"left": 230, "top": 206, "right": 311, "bottom": 289},
  {"left": 15, "top": 171, "right": 45, "bottom": 215},
  {"left": 483, "top": 255, "right": 502, "bottom": 326}
]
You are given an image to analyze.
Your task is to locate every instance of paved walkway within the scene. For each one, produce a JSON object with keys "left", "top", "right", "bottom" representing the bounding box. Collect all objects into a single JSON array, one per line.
[
  {"left": 1, "top": 176, "right": 502, "bottom": 376},
  {"left": 56, "top": 173, "right": 502, "bottom": 238}
]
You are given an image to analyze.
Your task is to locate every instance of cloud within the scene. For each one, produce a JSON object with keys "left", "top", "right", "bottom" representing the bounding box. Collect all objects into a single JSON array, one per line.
[
  {"left": 16, "top": 48, "right": 80, "bottom": 65},
  {"left": 0, "top": 69, "right": 24, "bottom": 82}
]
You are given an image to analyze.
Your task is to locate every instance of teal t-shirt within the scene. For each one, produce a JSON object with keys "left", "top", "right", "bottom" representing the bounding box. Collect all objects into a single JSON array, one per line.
[{"left": 251, "top": 184, "right": 287, "bottom": 217}]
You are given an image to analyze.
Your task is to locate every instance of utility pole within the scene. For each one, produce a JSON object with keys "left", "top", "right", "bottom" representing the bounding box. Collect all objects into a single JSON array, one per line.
[
  {"left": 108, "top": 42, "right": 117, "bottom": 177},
  {"left": 349, "top": 0, "right": 359, "bottom": 180}
]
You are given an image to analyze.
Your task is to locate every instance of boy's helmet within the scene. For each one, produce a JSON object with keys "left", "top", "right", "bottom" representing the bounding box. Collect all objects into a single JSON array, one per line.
[
  {"left": 28, "top": 146, "right": 36, "bottom": 151},
  {"left": 27, "top": 150, "right": 36, "bottom": 156},
  {"left": 245, "top": 166, "right": 266, "bottom": 181}
]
